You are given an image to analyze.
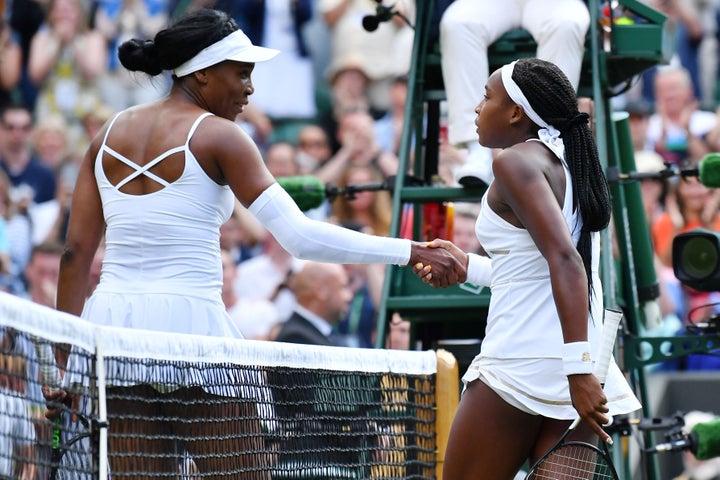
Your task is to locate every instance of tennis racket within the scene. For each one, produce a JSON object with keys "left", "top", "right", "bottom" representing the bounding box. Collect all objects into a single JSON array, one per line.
[
  {"left": 28, "top": 334, "right": 67, "bottom": 480},
  {"left": 29, "top": 334, "right": 62, "bottom": 389},
  {"left": 30, "top": 335, "right": 98, "bottom": 480},
  {"left": 525, "top": 308, "right": 624, "bottom": 480}
]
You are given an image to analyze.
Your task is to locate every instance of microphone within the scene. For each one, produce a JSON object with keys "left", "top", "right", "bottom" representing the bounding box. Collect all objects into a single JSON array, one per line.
[
  {"left": 608, "top": 152, "right": 720, "bottom": 188},
  {"left": 647, "top": 418, "right": 720, "bottom": 460},
  {"left": 361, "top": 14, "right": 381, "bottom": 32},
  {"left": 683, "top": 152, "right": 720, "bottom": 188},
  {"left": 694, "top": 418, "right": 720, "bottom": 460},
  {"left": 276, "top": 175, "right": 394, "bottom": 211},
  {"left": 276, "top": 175, "right": 327, "bottom": 212},
  {"left": 646, "top": 433, "right": 697, "bottom": 455},
  {"left": 362, "top": 2, "right": 414, "bottom": 32}
]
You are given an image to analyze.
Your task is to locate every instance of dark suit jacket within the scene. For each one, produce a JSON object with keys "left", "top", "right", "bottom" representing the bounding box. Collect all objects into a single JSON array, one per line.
[{"left": 274, "top": 312, "right": 337, "bottom": 346}]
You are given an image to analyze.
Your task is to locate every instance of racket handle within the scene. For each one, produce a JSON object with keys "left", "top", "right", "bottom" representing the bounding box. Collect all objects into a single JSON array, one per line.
[
  {"left": 595, "top": 309, "right": 623, "bottom": 385},
  {"left": 30, "top": 334, "right": 62, "bottom": 388}
]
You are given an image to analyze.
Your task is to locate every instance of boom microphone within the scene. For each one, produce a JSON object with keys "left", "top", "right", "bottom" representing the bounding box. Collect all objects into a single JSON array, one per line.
[
  {"left": 276, "top": 175, "right": 327, "bottom": 212},
  {"left": 276, "top": 175, "right": 394, "bottom": 211},
  {"left": 608, "top": 152, "right": 720, "bottom": 188},
  {"left": 647, "top": 433, "right": 697, "bottom": 455},
  {"left": 647, "top": 418, "right": 720, "bottom": 460},
  {"left": 682, "top": 152, "right": 720, "bottom": 188},
  {"left": 694, "top": 419, "right": 720, "bottom": 460}
]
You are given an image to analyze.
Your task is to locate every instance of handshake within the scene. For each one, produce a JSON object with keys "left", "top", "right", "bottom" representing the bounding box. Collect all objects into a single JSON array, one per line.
[{"left": 408, "top": 239, "right": 469, "bottom": 288}]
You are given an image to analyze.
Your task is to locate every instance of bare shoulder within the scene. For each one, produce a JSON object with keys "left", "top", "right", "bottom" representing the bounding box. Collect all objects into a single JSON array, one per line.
[
  {"left": 188, "top": 114, "right": 274, "bottom": 201},
  {"left": 492, "top": 141, "right": 548, "bottom": 187},
  {"left": 192, "top": 115, "right": 258, "bottom": 158}
]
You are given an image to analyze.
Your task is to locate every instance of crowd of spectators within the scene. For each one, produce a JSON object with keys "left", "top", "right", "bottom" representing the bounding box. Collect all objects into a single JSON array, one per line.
[
  {"left": 617, "top": 1, "right": 720, "bottom": 374},
  {"left": 0, "top": 0, "right": 719, "bottom": 359},
  {"left": 0, "top": 0, "right": 718, "bottom": 477}
]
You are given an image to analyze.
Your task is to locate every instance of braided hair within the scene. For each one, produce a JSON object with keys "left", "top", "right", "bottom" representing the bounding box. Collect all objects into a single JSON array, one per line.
[{"left": 512, "top": 58, "right": 611, "bottom": 305}]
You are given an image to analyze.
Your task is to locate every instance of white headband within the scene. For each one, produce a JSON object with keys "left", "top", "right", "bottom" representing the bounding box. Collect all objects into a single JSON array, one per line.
[
  {"left": 173, "top": 30, "right": 280, "bottom": 77},
  {"left": 501, "top": 60, "right": 566, "bottom": 161},
  {"left": 500, "top": 60, "right": 550, "bottom": 129}
]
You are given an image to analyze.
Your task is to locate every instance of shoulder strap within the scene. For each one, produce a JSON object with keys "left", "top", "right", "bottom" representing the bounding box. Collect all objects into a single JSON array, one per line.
[
  {"left": 101, "top": 112, "right": 124, "bottom": 147},
  {"left": 185, "top": 112, "right": 214, "bottom": 145}
]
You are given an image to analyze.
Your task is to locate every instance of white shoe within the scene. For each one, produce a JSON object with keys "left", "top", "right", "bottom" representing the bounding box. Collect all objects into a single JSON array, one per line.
[{"left": 453, "top": 144, "right": 493, "bottom": 187}]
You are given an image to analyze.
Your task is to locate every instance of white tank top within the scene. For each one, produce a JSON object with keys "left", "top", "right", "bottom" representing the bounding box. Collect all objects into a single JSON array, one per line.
[
  {"left": 476, "top": 139, "right": 602, "bottom": 359},
  {"left": 93, "top": 112, "right": 235, "bottom": 298}
]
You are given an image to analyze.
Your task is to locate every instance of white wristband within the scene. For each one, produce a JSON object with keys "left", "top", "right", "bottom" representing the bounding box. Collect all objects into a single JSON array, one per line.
[
  {"left": 562, "top": 341, "right": 593, "bottom": 376},
  {"left": 466, "top": 253, "right": 492, "bottom": 287}
]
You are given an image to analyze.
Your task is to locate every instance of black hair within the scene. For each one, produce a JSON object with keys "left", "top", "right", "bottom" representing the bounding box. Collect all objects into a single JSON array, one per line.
[
  {"left": 0, "top": 101, "right": 32, "bottom": 121},
  {"left": 512, "top": 58, "right": 611, "bottom": 307},
  {"left": 118, "top": 8, "right": 238, "bottom": 76},
  {"left": 30, "top": 241, "right": 65, "bottom": 260}
]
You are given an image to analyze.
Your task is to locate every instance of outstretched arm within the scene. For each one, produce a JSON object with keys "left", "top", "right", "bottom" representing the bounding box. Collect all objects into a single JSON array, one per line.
[
  {"left": 211, "top": 119, "right": 466, "bottom": 288},
  {"left": 249, "top": 183, "right": 466, "bottom": 287}
]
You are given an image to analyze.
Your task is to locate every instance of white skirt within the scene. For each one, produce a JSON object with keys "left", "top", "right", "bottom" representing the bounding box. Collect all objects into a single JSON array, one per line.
[
  {"left": 65, "top": 291, "right": 262, "bottom": 397},
  {"left": 81, "top": 290, "right": 243, "bottom": 338},
  {"left": 462, "top": 356, "right": 642, "bottom": 420}
]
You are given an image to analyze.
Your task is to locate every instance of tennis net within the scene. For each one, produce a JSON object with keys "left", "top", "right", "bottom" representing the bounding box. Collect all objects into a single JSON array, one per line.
[{"left": 0, "top": 291, "right": 457, "bottom": 479}]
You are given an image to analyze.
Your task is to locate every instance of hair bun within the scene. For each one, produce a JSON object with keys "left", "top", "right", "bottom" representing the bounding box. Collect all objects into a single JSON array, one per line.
[{"left": 118, "top": 38, "right": 164, "bottom": 76}]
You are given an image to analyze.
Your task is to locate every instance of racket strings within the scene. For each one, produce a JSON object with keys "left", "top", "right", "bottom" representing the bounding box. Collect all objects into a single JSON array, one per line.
[{"left": 529, "top": 444, "right": 615, "bottom": 479}]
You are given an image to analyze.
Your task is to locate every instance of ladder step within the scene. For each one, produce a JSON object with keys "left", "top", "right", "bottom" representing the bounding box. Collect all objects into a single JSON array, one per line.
[
  {"left": 423, "top": 89, "right": 446, "bottom": 101},
  {"left": 385, "top": 294, "right": 489, "bottom": 310},
  {"left": 396, "top": 185, "right": 486, "bottom": 202}
]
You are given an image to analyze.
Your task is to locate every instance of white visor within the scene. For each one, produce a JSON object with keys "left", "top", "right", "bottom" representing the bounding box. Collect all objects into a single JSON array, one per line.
[{"left": 173, "top": 29, "right": 280, "bottom": 77}]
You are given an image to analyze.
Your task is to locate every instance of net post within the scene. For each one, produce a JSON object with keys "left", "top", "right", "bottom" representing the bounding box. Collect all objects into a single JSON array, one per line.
[
  {"left": 434, "top": 349, "right": 459, "bottom": 479},
  {"left": 95, "top": 327, "right": 109, "bottom": 480}
]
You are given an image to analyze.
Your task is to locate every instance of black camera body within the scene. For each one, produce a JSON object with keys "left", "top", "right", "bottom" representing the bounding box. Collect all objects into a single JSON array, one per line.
[{"left": 673, "top": 228, "right": 720, "bottom": 292}]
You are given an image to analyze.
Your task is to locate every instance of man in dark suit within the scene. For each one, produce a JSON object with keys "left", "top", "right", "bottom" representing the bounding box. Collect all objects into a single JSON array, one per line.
[
  {"left": 269, "top": 262, "right": 378, "bottom": 477},
  {"left": 274, "top": 261, "right": 353, "bottom": 346}
]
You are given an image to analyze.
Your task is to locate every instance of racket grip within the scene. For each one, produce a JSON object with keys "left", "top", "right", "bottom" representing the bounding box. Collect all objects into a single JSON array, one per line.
[
  {"left": 30, "top": 334, "right": 62, "bottom": 389},
  {"left": 594, "top": 309, "right": 623, "bottom": 384}
]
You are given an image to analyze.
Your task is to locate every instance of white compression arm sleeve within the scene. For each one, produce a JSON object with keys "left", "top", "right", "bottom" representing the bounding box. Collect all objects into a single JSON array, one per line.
[
  {"left": 466, "top": 253, "right": 492, "bottom": 287},
  {"left": 249, "top": 183, "right": 411, "bottom": 265}
]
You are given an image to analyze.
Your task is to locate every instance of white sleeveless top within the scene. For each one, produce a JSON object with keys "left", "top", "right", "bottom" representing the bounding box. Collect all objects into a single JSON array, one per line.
[
  {"left": 476, "top": 139, "right": 602, "bottom": 359},
  {"left": 464, "top": 139, "right": 640, "bottom": 419},
  {"left": 82, "top": 111, "right": 241, "bottom": 338}
]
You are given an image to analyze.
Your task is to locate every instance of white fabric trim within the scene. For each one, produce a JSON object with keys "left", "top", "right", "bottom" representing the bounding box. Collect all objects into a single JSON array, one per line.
[
  {"left": 95, "top": 322, "right": 437, "bottom": 374},
  {"left": 0, "top": 291, "right": 96, "bottom": 353},
  {"left": 501, "top": 61, "right": 565, "bottom": 160},
  {"left": 173, "top": 30, "right": 280, "bottom": 77}
]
